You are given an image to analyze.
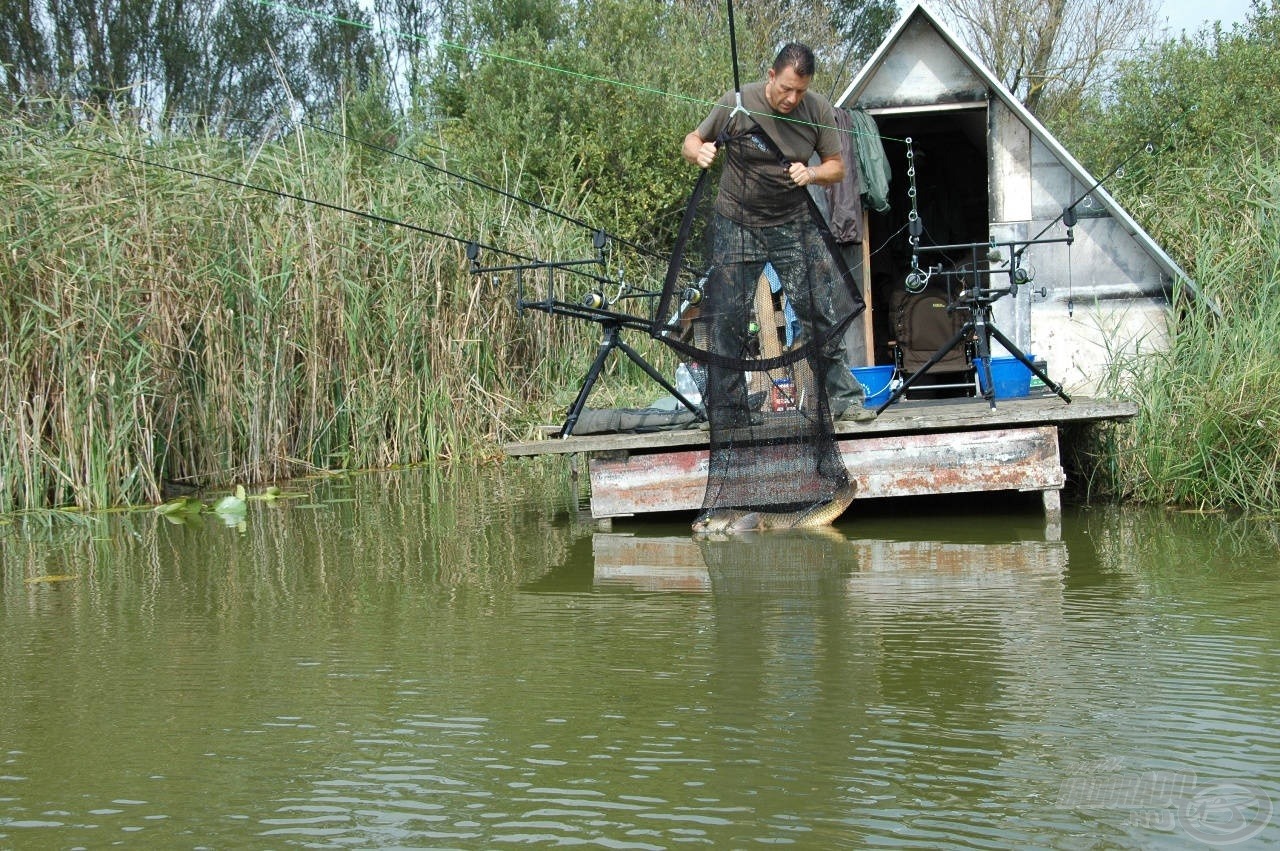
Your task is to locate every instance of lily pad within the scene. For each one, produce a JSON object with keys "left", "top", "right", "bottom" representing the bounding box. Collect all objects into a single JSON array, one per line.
[{"left": 213, "top": 485, "right": 248, "bottom": 517}]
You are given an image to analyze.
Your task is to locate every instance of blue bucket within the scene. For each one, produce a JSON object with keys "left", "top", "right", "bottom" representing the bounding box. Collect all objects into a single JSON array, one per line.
[
  {"left": 974, "top": 355, "right": 1033, "bottom": 399},
  {"left": 851, "top": 365, "right": 896, "bottom": 407}
]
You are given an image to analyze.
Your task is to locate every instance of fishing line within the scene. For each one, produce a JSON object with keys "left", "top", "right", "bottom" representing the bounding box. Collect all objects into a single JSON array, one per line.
[
  {"left": 250, "top": 0, "right": 908, "bottom": 149},
  {"left": 63, "top": 137, "right": 540, "bottom": 268},
  {"left": 251, "top": 0, "right": 713, "bottom": 112}
]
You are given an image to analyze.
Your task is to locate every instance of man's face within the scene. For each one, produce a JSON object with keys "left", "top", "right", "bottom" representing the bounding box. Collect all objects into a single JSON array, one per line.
[{"left": 765, "top": 66, "right": 811, "bottom": 114}]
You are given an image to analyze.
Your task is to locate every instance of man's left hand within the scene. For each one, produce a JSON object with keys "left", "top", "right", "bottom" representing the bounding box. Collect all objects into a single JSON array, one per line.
[{"left": 788, "top": 161, "right": 818, "bottom": 187}]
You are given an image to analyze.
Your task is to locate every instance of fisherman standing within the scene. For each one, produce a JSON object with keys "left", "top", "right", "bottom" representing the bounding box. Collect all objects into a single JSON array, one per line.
[{"left": 681, "top": 42, "right": 873, "bottom": 425}]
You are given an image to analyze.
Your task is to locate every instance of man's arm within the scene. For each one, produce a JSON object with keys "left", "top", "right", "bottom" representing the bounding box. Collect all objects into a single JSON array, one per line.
[
  {"left": 683, "top": 131, "right": 719, "bottom": 169},
  {"left": 786, "top": 153, "right": 845, "bottom": 188}
]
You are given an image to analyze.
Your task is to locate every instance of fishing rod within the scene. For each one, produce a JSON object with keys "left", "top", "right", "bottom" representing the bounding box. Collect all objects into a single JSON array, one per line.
[
  {"left": 63, "top": 136, "right": 635, "bottom": 289},
  {"left": 1004, "top": 103, "right": 1199, "bottom": 316},
  {"left": 299, "top": 121, "right": 670, "bottom": 266},
  {"left": 65, "top": 139, "right": 527, "bottom": 264},
  {"left": 1018, "top": 102, "right": 1198, "bottom": 257}
]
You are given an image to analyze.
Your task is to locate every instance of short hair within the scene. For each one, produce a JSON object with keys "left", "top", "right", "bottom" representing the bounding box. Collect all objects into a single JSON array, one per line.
[{"left": 772, "top": 43, "right": 816, "bottom": 78}]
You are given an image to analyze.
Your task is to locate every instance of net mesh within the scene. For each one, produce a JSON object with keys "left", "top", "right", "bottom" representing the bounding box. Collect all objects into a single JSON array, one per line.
[{"left": 653, "top": 115, "right": 866, "bottom": 526}]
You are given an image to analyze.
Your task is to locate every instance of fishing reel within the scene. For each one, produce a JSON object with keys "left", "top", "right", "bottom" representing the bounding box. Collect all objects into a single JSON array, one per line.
[
  {"left": 658, "top": 275, "right": 707, "bottom": 338},
  {"left": 581, "top": 277, "right": 634, "bottom": 311},
  {"left": 904, "top": 264, "right": 934, "bottom": 293}
]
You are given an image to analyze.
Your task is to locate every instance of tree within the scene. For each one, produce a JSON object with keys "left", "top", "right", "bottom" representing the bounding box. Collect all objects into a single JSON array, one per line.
[
  {"left": 0, "top": 0, "right": 381, "bottom": 131},
  {"left": 828, "top": 0, "right": 900, "bottom": 85},
  {"left": 365, "top": 0, "right": 448, "bottom": 116},
  {"left": 1065, "top": 0, "right": 1280, "bottom": 183},
  {"left": 723, "top": 0, "right": 895, "bottom": 90},
  {"left": 932, "top": 0, "right": 1159, "bottom": 121},
  {"left": 0, "top": 0, "right": 53, "bottom": 102}
]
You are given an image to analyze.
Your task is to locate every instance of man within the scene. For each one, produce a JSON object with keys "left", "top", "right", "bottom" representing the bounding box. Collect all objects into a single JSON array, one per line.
[{"left": 681, "top": 42, "right": 874, "bottom": 426}]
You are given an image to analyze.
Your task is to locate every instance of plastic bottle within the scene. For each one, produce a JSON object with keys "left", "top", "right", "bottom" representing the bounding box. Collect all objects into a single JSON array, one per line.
[{"left": 675, "top": 362, "right": 702, "bottom": 405}]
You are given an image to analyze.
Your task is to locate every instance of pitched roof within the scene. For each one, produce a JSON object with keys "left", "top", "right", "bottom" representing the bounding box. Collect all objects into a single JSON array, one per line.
[{"left": 835, "top": 1, "right": 1206, "bottom": 305}]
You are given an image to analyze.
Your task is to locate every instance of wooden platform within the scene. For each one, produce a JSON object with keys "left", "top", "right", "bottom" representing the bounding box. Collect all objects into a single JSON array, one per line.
[{"left": 504, "top": 394, "right": 1137, "bottom": 524}]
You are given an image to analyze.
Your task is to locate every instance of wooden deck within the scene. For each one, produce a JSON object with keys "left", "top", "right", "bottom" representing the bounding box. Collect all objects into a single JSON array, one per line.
[{"left": 504, "top": 394, "right": 1137, "bottom": 524}]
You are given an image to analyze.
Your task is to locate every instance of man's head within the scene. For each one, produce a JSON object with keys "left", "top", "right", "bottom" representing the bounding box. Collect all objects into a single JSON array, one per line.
[{"left": 765, "top": 43, "right": 816, "bottom": 115}]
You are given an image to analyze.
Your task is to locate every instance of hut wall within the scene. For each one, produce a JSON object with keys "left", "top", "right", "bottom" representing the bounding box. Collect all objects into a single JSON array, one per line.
[{"left": 988, "top": 100, "right": 1171, "bottom": 395}]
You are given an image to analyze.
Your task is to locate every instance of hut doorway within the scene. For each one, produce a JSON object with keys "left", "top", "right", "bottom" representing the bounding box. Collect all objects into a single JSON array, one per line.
[{"left": 865, "top": 105, "right": 990, "bottom": 391}]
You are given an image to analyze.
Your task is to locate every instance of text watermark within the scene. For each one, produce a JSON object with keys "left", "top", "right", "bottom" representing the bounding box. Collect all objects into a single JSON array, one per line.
[{"left": 1058, "top": 758, "right": 1273, "bottom": 846}]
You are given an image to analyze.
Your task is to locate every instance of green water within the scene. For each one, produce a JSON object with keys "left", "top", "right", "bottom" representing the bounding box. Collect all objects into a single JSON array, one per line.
[{"left": 1, "top": 467, "right": 1277, "bottom": 849}]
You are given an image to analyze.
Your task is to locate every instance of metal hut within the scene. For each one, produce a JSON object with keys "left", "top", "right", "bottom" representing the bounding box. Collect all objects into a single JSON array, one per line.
[{"left": 837, "top": 1, "right": 1200, "bottom": 395}]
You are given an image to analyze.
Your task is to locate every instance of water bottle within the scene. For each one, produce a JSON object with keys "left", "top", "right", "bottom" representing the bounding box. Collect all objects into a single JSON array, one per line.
[{"left": 675, "top": 362, "right": 702, "bottom": 405}]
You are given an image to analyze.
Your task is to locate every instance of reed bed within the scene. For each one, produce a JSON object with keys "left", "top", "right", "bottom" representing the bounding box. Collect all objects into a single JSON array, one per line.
[
  {"left": 1095, "top": 143, "right": 1280, "bottom": 512},
  {"left": 7, "top": 112, "right": 1276, "bottom": 513},
  {"left": 1, "top": 113, "right": 673, "bottom": 511}
]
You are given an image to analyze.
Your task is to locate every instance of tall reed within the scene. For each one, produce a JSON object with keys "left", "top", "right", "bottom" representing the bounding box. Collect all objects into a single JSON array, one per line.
[
  {"left": 1095, "top": 144, "right": 1280, "bottom": 511},
  {"left": 1, "top": 111, "right": 673, "bottom": 511}
]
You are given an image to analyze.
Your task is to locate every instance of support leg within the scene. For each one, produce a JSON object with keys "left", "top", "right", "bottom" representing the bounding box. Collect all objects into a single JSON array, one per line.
[
  {"left": 987, "top": 324, "right": 1071, "bottom": 403},
  {"left": 561, "top": 327, "right": 620, "bottom": 437},
  {"left": 561, "top": 324, "right": 705, "bottom": 438},
  {"left": 614, "top": 338, "right": 703, "bottom": 416},
  {"left": 1043, "top": 488, "right": 1063, "bottom": 542}
]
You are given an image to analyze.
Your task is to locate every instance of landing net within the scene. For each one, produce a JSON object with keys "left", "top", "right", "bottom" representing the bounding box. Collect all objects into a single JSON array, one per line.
[{"left": 652, "top": 106, "right": 866, "bottom": 525}]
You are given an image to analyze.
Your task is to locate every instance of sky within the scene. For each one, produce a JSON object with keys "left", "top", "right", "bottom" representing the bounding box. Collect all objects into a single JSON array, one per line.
[{"left": 1156, "top": 0, "right": 1256, "bottom": 34}]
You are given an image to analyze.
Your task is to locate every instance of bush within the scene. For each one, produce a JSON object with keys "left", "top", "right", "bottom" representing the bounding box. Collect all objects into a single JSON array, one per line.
[{"left": 1060, "top": 3, "right": 1280, "bottom": 510}]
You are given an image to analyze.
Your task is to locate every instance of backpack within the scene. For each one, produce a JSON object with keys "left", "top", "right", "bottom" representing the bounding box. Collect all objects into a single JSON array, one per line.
[{"left": 892, "top": 286, "right": 971, "bottom": 374}]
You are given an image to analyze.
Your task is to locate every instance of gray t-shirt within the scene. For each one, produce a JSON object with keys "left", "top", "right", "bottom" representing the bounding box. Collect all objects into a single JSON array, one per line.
[{"left": 695, "top": 80, "right": 842, "bottom": 226}]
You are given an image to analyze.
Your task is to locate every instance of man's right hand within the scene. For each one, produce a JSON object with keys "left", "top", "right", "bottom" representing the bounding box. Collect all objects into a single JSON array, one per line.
[
  {"left": 693, "top": 140, "right": 718, "bottom": 169},
  {"left": 682, "top": 133, "right": 719, "bottom": 169}
]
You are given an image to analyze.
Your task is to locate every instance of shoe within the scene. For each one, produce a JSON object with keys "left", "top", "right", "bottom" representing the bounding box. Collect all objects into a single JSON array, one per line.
[{"left": 835, "top": 406, "right": 877, "bottom": 423}]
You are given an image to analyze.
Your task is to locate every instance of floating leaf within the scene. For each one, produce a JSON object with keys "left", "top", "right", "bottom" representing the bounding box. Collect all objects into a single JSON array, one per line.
[
  {"left": 213, "top": 492, "right": 247, "bottom": 517},
  {"left": 156, "top": 496, "right": 202, "bottom": 516},
  {"left": 249, "top": 485, "right": 285, "bottom": 502}
]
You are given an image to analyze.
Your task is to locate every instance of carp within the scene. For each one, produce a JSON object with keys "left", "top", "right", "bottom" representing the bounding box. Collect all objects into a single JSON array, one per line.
[{"left": 692, "top": 480, "right": 858, "bottom": 534}]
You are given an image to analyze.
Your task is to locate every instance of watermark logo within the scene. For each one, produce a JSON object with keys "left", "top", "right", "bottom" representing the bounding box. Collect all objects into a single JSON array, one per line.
[
  {"left": 1179, "top": 781, "right": 1274, "bottom": 846},
  {"left": 1058, "top": 759, "right": 1273, "bottom": 846}
]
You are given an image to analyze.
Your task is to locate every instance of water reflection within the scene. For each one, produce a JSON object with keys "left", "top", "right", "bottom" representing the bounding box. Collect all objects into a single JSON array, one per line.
[{"left": 1, "top": 471, "right": 1277, "bottom": 848}]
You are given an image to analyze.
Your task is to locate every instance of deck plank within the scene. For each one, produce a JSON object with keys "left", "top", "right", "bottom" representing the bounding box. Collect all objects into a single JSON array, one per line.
[
  {"left": 503, "top": 394, "right": 1136, "bottom": 521},
  {"left": 503, "top": 394, "right": 1136, "bottom": 458}
]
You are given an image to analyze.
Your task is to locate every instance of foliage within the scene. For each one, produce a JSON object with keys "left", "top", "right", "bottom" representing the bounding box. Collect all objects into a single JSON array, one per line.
[
  {"left": 1060, "top": 2, "right": 1280, "bottom": 511},
  {"left": 1091, "top": 149, "right": 1280, "bottom": 511},
  {"left": 829, "top": 0, "right": 901, "bottom": 75},
  {"left": 1063, "top": 1, "right": 1280, "bottom": 188},
  {"left": 0, "top": 111, "right": 671, "bottom": 511},
  {"left": 0, "top": 1, "right": 900, "bottom": 512}
]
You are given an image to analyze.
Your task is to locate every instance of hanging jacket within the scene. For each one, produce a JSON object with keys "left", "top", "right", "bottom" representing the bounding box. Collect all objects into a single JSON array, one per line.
[
  {"left": 848, "top": 107, "right": 892, "bottom": 214},
  {"left": 824, "top": 107, "right": 866, "bottom": 245}
]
